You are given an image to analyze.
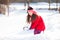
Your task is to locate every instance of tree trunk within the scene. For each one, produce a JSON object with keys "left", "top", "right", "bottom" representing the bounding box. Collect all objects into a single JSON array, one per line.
[
  {"left": 48, "top": 0, "right": 50, "bottom": 10},
  {"left": 27, "top": 0, "right": 30, "bottom": 7},
  {"left": 56, "top": 0, "right": 58, "bottom": 10},
  {"left": 7, "top": 0, "right": 9, "bottom": 16},
  {"left": 24, "top": 0, "right": 30, "bottom": 10},
  {"left": 59, "top": 7, "right": 60, "bottom": 13},
  {"left": 24, "top": 0, "right": 26, "bottom": 10}
]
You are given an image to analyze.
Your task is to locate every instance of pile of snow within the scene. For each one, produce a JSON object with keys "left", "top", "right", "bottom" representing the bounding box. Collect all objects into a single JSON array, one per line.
[
  {"left": 9, "top": 3, "right": 25, "bottom": 10},
  {"left": 9, "top": 2, "right": 60, "bottom": 10}
]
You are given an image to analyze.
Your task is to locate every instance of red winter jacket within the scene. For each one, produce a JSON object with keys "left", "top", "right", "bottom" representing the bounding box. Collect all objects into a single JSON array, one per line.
[{"left": 30, "top": 15, "right": 45, "bottom": 34}]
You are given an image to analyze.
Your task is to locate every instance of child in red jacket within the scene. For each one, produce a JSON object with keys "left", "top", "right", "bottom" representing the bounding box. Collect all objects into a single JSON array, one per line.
[{"left": 27, "top": 6, "right": 45, "bottom": 35}]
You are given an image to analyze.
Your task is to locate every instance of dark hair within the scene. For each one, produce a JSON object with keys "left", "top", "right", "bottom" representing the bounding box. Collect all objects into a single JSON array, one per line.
[
  {"left": 27, "top": 6, "right": 33, "bottom": 13},
  {"left": 27, "top": 6, "right": 33, "bottom": 10},
  {"left": 27, "top": 13, "right": 37, "bottom": 23}
]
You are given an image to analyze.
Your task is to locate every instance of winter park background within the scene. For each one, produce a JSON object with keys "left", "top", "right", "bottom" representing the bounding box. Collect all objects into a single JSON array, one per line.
[{"left": 0, "top": 2, "right": 60, "bottom": 40}]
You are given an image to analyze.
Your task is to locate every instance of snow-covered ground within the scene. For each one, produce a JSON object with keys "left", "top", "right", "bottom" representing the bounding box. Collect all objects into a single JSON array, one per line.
[{"left": 0, "top": 2, "right": 60, "bottom": 40}]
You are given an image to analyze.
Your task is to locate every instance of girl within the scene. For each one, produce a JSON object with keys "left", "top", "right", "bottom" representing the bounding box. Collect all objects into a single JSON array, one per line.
[{"left": 27, "top": 6, "right": 45, "bottom": 35}]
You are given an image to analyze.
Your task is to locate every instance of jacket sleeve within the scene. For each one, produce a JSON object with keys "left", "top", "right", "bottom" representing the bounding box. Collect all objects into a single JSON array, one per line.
[{"left": 29, "top": 18, "right": 39, "bottom": 29}]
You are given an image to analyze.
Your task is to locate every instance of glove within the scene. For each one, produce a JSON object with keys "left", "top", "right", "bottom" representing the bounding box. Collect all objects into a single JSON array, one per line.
[{"left": 23, "top": 26, "right": 29, "bottom": 31}]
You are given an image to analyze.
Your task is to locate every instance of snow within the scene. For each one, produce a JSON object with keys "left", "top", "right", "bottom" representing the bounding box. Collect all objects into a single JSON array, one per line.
[
  {"left": 0, "top": 2, "right": 60, "bottom": 40},
  {"left": 9, "top": 2, "right": 60, "bottom": 10}
]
